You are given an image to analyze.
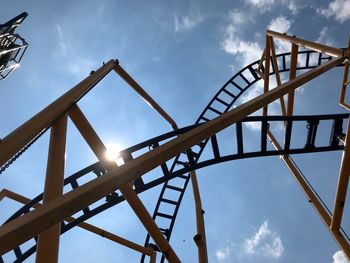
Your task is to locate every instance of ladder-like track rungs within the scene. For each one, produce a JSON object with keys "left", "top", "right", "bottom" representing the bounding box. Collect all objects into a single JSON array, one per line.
[
  {"left": 156, "top": 212, "right": 174, "bottom": 220},
  {"left": 208, "top": 106, "right": 222, "bottom": 115},
  {"left": 215, "top": 97, "right": 230, "bottom": 107},
  {"left": 160, "top": 198, "right": 179, "bottom": 206},
  {"left": 166, "top": 185, "right": 183, "bottom": 192},
  {"left": 222, "top": 88, "right": 236, "bottom": 98}
]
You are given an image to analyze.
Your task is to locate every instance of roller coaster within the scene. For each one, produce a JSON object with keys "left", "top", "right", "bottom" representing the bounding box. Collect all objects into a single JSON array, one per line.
[{"left": 0, "top": 30, "right": 350, "bottom": 262}]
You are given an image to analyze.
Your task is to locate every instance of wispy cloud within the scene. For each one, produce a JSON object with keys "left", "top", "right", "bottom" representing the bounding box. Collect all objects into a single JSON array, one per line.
[
  {"left": 215, "top": 221, "right": 284, "bottom": 261},
  {"left": 223, "top": 13, "right": 293, "bottom": 67},
  {"left": 243, "top": 221, "right": 284, "bottom": 259},
  {"left": 288, "top": 0, "right": 300, "bottom": 14},
  {"left": 216, "top": 245, "right": 231, "bottom": 261},
  {"left": 332, "top": 250, "right": 349, "bottom": 263},
  {"left": 174, "top": 8, "right": 203, "bottom": 32},
  {"left": 222, "top": 10, "right": 262, "bottom": 67},
  {"left": 55, "top": 24, "right": 66, "bottom": 55},
  {"left": 268, "top": 16, "right": 292, "bottom": 33},
  {"left": 317, "top": 0, "right": 350, "bottom": 22},
  {"left": 316, "top": 27, "right": 334, "bottom": 46},
  {"left": 245, "top": 0, "right": 275, "bottom": 11}
]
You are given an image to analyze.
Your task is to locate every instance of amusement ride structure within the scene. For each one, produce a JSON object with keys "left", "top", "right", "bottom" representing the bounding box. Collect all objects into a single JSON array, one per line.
[
  {"left": 0, "top": 12, "right": 350, "bottom": 263},
  {"left": 0, "top": 12, "right": 28, "bottom": 80}
]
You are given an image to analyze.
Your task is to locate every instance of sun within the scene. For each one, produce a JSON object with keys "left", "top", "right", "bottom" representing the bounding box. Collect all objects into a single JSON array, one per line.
[{"left": 105, "top": 142, "right": 122, "bottom": 161}]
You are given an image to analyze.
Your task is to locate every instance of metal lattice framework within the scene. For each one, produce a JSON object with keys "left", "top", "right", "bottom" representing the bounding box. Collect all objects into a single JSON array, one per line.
[
  {"left": 1, "top": 31, "right": 350, "bottom": 263},
  {"left": 0, "top": 12, "right": 28, "bottom": 80}
]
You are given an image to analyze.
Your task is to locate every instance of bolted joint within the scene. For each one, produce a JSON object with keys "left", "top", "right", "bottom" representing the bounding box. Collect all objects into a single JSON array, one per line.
[{"left": 193, "top": 233, "right": 204, "bottom": 247}]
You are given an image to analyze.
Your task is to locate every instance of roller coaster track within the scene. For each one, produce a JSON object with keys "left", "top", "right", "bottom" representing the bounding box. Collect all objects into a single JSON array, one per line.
[{"left": 0, "top": 49, "right": 346, "bottom": 262}]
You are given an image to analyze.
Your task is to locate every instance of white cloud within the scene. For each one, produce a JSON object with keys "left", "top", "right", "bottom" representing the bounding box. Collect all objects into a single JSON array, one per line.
[
  {"left": 244, "top": 221, "right": 271, "bottom": 254},
  {"left": 243, "top": 221, "right": 284, "bottom": 259},
  {"left": 223, "top": 14, "right": 293, "bottom": 68},
  {"left": 317, "top": 0, "right": 350, "bottom": 22},
  {"left": 216, "top": 245, "right": 230, "bottom": 261},
  {"left": 228, "top": 9, "right": 247, "bottom": 25},
  {"left": 245, "top": 0, "right": 275, "bottom": 11},
  {"left": 288, "top": 0, "right": 300, "bottom": 14},
  {"left": 55, "top": 24, "right": 66, "bottom": 55},
  {"left": 174, "top": 8, "right": 203, "bottom": 32},
  {"left": 287, "top": 0, "right": 309, "bottom": 15},
  {"left": 56, "top": 24, "right": 63, "bottom": 38},
  {"left": 268, "top": 16, "right": 293, "bottom": 53},
  {"left": 262, "top": 236, "right": 284, "bottom": 258},
  {"left": 268, "top": 16, "right": 292, "bottom": 33},
  {"left": 333, "top": 250, "right": 349, "bottom": 263},
  {"left": 222, "top": 11, "right": 263, "bottom": 67},
  {"left": 316, "top": 27, "right": 334, "bottom": 46}
]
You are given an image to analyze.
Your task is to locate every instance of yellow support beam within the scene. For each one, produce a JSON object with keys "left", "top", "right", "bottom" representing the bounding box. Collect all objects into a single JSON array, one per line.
[
  {"left": 331, "top": 116, "right": 350, "bottom": 232},
  {"left": 36, "top": 114, "right": 67, "bottom": 263},
  {"left": 190, "top": 170, "right": 208, "bottom": 263},
  {"left": 263, "top": 35, "right": 270, "bottom": 117},
  {"left": 0, "top": 56, "right": 343, "bottom": 255},
  {"left": 267, "top": 30, "right": 348, "bottom": 58},
  {"left": 268, "top": 36, "right": 286, "bottom": 116},
  {"left": 287, "top": 43, "right": 299, "bottom": 116}
]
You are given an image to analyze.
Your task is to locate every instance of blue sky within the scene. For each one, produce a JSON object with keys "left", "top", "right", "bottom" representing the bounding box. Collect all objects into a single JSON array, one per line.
[{"left": 1, "top": 0, "right": 350, "bottom": 262}]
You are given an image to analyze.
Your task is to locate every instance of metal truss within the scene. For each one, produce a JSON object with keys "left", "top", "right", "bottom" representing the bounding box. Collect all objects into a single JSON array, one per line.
[
  {"left": 0, "top": 12, "right": 28, "bottom": 80},
  {"left": 0, "top": 31, "right": 349, "bottom": 262}
]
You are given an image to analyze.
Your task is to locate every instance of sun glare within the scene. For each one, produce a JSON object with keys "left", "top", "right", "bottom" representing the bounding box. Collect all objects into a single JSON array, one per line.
[{"left": 105, "top": 143, "right": 122, "bottom": 161}]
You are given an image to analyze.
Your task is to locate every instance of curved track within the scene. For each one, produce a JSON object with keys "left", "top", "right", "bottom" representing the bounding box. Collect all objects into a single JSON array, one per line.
[{"left": 1, "top": 49, "right": 345, "bottom": 262}]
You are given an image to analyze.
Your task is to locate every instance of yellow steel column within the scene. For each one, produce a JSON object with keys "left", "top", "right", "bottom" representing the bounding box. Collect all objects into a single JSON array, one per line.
[
  {"left": 190, "top": 170, "right": 208, "bottom": 263},
  {"left": 331, "top": 117, "right": 350, "bottom": 231},
  {"left": 36, "top": 114, "right": 68, "bottom": 263},
  {"left": 68, "top": 104, "right": 180, "bottom": 262},
  {"left": 263, "top": 35, "right": 270, "bottom": 117},
  {"left": 0, "top": 57, "right": 343, "bottom": 254},
  {"left": 287, "top": 43, "right": 298, "bottom": 116},
  {"left": 268, "top": 36, "right": 286, "bottom": 116}
]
